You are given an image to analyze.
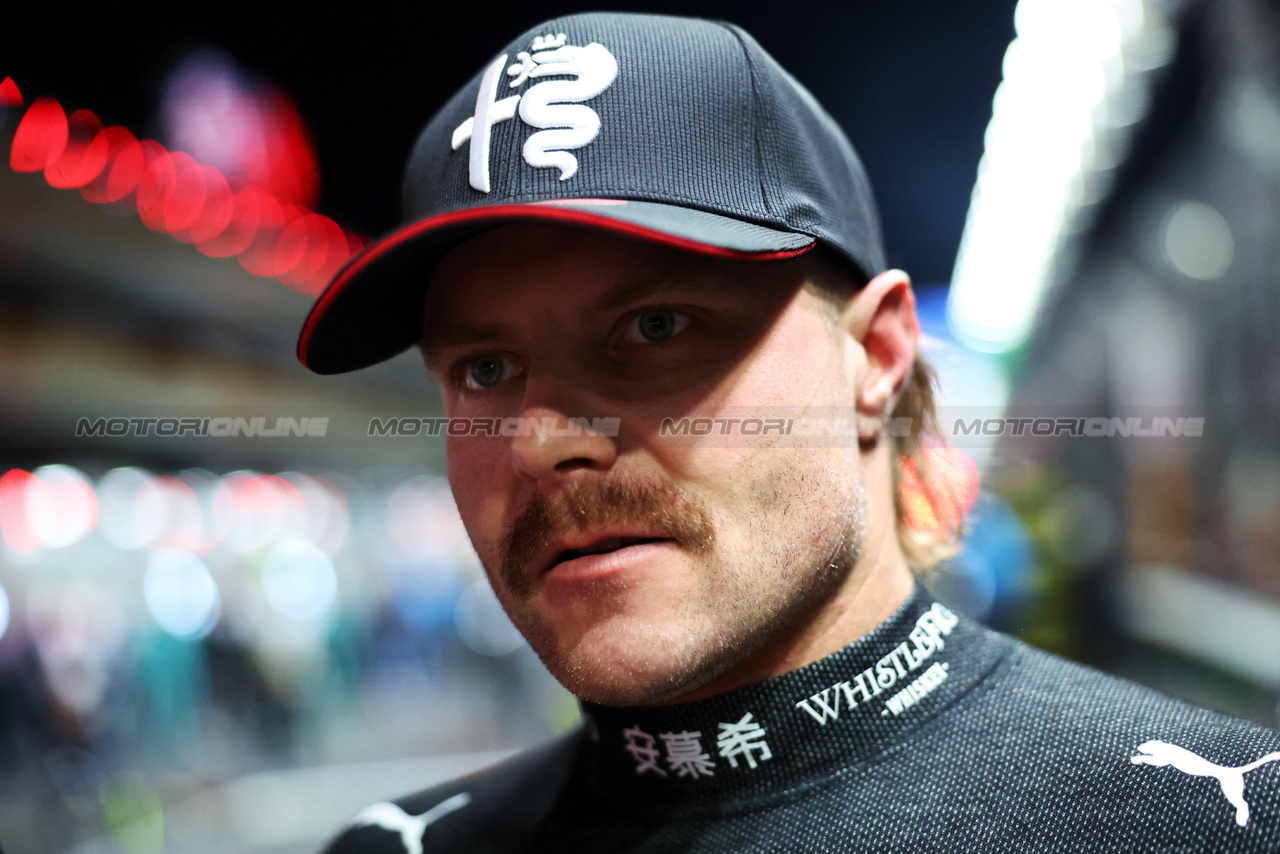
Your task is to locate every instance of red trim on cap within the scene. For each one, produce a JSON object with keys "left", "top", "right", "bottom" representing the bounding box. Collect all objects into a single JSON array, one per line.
[{"left": 297, "top": 202, "right": 815, "bottom": 369}]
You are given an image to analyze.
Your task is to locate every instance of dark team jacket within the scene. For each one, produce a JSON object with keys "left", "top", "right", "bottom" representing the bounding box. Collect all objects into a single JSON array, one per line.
[{"left": 323, "top": 587, "right": 1280, "bottom": 853}]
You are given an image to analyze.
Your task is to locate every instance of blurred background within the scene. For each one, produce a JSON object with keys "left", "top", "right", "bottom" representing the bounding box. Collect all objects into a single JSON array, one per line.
[{"left": 2, "top": 0, "right": 1279, "bottom": 850}]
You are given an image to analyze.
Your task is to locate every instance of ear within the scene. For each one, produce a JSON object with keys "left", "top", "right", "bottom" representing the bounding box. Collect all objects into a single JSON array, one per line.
[{"left": 844, "top": 269, "right": 919, "bottom": 440}]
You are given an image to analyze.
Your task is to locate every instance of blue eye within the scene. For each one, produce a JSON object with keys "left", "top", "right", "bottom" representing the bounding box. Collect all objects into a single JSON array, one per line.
[
  {"left": 625, "top": 310, "right": 691, "bottom": 343},
  {"left": 464, "top": 354, "right": 523, "bottom": 390}
]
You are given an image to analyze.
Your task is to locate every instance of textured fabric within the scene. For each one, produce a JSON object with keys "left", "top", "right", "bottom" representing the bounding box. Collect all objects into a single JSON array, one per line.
[
  {"left": 322, "top": 588, "right": 1280, "bottom": 852},
  {"left": 298, "top": 12, "right": 886, "bottom": 374}
]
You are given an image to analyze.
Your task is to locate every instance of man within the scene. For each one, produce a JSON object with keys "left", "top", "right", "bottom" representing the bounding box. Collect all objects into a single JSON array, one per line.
[{"left": 299, "top": 12, "right": 1280, "bottom": 852}]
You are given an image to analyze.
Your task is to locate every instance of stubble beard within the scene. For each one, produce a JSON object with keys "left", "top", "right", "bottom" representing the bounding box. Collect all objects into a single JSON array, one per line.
[
  {"left": 652, "top": 452, "right": 868, "bottom": 706},
  {"left": 489, "top": 451, "right": 868, "bottom": 707}
]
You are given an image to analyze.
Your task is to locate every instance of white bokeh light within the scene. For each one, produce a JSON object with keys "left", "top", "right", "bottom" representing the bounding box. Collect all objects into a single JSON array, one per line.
[
  {"left": 135, "top": 475, "right": 214, "bottom": 552},
  {"left": 455, "top": 579, "right": 525, "bottom": 656},
  {"left": 144, "top": 549, "right": 221, "bottom": 640},
  {"left": 950, "top": 0, "right": 1167, "bottom": 353},
  {"left": 1163, "top": 201, "right": 1234, "bottom": 281},
  {"left": 0, "top": 582, "right": 9, "bottom": 642},
  {"left": 214, "top": 472, "right": 307, "bottom": 553},
  {"left": 98, "top": 467, "right": 154, "bottom": 549},
  {"left": 385, "top": 476, "right": 466, "bottom": 559},
  {"left": 261, "top": 537, "right": 338, "bottom": 621},
  {"left": 29, "top": 465, "right": 98, "bottom": 549},
  {"left": 279, "top": 472, "right": 350, "bottom": 553}
]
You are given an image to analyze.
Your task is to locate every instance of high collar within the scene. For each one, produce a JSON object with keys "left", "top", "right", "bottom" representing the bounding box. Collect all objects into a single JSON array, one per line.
[{"left": 578, "top": 585, "right": 1012, "bottom": 811}]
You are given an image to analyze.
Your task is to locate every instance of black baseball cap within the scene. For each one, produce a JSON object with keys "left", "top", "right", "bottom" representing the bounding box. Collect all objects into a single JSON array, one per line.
[{"left": 298, "top": 11, "right": 886, "bottom": 375}]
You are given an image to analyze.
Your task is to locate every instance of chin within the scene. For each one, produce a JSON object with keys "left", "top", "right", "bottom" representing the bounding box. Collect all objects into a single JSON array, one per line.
[{"left": 531, "top": 614, "right": 750, "bottom": 707}]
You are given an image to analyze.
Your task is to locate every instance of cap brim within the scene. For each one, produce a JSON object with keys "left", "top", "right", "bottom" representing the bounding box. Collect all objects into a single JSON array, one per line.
[{"left": 297, "top": 199, "right": 816, "bottom": 374}]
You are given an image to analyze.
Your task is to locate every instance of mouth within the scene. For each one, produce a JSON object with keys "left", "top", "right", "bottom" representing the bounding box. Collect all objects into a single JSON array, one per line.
[{"left": 546, "top": 536, "right": 672, "bottom": 572}]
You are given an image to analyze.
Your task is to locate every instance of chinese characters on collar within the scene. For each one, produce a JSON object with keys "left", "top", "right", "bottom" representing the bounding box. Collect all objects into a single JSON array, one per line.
[
  {"left": 623, "top": 714, "right": 773, "bottom": 778},
  {"left": 617, "top": 603, "right": 959, "bottom": 780}
]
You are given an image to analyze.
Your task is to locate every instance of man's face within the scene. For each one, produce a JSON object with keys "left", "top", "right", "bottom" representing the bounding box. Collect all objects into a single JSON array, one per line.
[{"left": 422, "top": 223, "right": 869, "bottom": 705}]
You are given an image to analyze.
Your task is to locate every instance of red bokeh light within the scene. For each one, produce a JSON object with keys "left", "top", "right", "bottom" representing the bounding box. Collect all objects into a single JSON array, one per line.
[
  {"left": 10, "top": 80, "right": 360, "bottom": 295},
  {"left": 240, "top": 87, "right": 320, "bottom": 208},
  {"left": 11, "top": 98, "right": 68, "bottom": 173},
  {"left": 45, "top": 109, "right": 108, "bottom": 189},
  {"left": 175, "top": 165, "right": 234, "bottom": 245},
  {"left": 0, "top": 77, "right": 22, "bottom": 108},
  {"left": 302, "top": 216, "right": 354, "bottom": 295},
  {"left": 136, "top": 150, "right": 172, "bottom": 230},
  {"left": 238, "top": 196, "right": 306, "bottom": 278},
  {"left": 162, "top": 152, "right": 209, "bottom": 235},
  {"left": 79, "top": 127, "right": 143, "bottom": 204},
  {"left": 195, "top": 187, "right": 265, "bottom": 258},
  {"left": 276, "top": 213, "right": 332, "bottom": 291},
  {"left": 0, "top": 469, "right": 40, "bottom": 554},
  {"left": 137, "top": 149, "right": 177, "bottom": 232}
]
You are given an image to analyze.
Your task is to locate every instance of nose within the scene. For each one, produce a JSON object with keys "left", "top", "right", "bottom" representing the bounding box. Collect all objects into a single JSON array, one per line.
[{"left": 511, "top": 404, "right": 618, "bottom": 481}]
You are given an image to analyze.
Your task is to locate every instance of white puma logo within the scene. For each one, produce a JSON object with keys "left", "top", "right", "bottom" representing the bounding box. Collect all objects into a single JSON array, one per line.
[
  {"left": 1131, "top": 741, "right": 1280, "bottom": 827},
  {"left": 349, "top": 792, "right": 472, "bottom": 854}
]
